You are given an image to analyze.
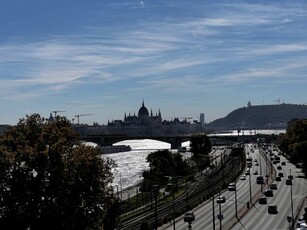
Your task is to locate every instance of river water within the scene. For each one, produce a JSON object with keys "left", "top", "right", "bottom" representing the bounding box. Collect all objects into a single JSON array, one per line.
[
  {"left": 100, "top": 139, "right": 191, "bottom": 193},
  {"left": 100, "top": 129, "right": 285, "bottom": 194}
]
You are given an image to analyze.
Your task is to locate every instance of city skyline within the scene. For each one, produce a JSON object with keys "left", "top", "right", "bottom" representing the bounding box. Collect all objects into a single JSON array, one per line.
[{"left": 1, "top": 1, "right": 307, "bottom": 125}]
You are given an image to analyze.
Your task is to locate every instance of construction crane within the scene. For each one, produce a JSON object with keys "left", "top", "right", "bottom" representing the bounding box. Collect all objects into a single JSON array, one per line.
[
  {"left": 52, "top": 110, "right": 66, "bottom": 118},
  {"left": 74, "top": 114, "right": 94, "bottom": 124}
]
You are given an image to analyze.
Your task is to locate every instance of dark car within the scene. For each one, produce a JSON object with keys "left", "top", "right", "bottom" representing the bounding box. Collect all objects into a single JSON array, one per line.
[
  {"left": 286, "top": 179, "right": 293, "bottom": 185},
  {"left": 268, "top": 204, "right": 278, "bottom": 214},
  {"left": 259, "top": 197, "right": 268, "bottom": 205},
  {"left": 270, "top": 183, "right": 278, "bottom": 190},
  {"left": 256, "top": 176, "right": 264, "bottom": 184},
  {"left": 277, "top": 166, "right": 282, "bottom": 170},
  {"left": 281, "top": 161, "right": 286, "bottom": 166},
  {"left": 278, "top": 172, "right": 284, "bottom": 177},
  {"left": 264, "top": 189, "right": 274, "bottom": 197},
  {"left": 275, "top": 176, "right": 281, "bottom": 181}
]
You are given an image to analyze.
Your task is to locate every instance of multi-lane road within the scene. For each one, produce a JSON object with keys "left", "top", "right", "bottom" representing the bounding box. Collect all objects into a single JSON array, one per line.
[{"left": 160, "top": 144, "right": 307, "bottom": 230}]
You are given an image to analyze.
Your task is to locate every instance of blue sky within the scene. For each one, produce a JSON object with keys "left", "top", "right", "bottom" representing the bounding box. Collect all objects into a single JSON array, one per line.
[{"left": 1, "top": 0, "right": 307, "bottom": 125}]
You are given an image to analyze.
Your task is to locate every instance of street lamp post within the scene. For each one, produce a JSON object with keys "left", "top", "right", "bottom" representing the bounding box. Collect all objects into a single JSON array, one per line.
[
  {"left": 167, "top": 178, "right": 176, "bottom": 230},
  {"left": 218, "top": 201, "right": 223, "bottom": 230},
  {"left": 212, "top": 191, "right": 216, "bottom": 230},
  {"left": 172, "top": 181, "right": 175, "bottom": 230},
  {"left": 234, "top": 179, "right": 238, "bottom": 218},
  {"left": 248, "top": 168, "right": 252, "bottom": 205},
  {"left": 153, "top": 185, "right": 158, "bottom": 230},
  {"left": 286, "top": 170, "right": 294, "bottom": 229},
  {"left": 184, "top": 212, "right": 195, "bottom": 230}
]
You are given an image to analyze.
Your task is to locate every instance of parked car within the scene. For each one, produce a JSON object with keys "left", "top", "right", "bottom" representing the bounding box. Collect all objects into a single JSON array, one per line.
[
  {"left": 268, "top": 204, "right": 278, "bottom": 214},
  {"left": 253, "top": 170, "right": 259, "bottom": 175},
  {"left": 288, "top": 175, "right": 294, "bottom": 180},
  {"left": 245, "top": 170, "right": 250, "bottom": 175},
  {"left": 275, "top": 176, "right": 281, "bottom": 181},
  {"left": 278, "top": 172, "right": 284, "bottom": 177},
  {"left": 281, "top": 161, "right": 286, "bottom": 166},
  {"left": 277, "top": 165, "right": 282, "bottom": 170}
]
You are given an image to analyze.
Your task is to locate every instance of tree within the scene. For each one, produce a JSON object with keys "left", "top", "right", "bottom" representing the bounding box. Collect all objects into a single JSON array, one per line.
[
  {"left": 0, "top": 114, "right": 117, "bottom": 230},
  {"left": 142, "top": 150, "right": 191, "bottom": 191},
  {"left": 189, "top": 134, "right": 212, "bottom": 170},
  {"left": 189, "top": 134, "right": 212, "bottom": 157}
]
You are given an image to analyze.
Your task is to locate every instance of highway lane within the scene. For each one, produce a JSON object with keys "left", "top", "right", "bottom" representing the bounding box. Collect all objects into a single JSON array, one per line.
[
  {"left": 160, "top": 144, "right": 269, "bottom": 230},
  {"left": 231, "top": 146, "right": 307, "bottom": 230}
]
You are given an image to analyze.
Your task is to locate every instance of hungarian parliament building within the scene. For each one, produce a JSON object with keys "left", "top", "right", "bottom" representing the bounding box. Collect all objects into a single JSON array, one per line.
[{"left": 74, "top": 101, "right": 205, "bottom": 137}]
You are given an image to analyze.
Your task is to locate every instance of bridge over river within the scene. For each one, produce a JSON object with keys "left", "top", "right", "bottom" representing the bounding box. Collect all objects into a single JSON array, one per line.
[{"left": 80, "top": 133, "right": 267, "bottom": 149}]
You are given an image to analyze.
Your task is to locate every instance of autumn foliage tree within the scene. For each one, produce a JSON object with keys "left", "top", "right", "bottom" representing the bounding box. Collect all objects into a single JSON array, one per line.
[{"left": 0, "top": 114, "right": 117, "bottom": 230}]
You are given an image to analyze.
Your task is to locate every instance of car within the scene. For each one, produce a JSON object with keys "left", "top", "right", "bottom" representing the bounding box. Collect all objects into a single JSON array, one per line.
[
  {"left": 297, "top": 216, "right": 306, "bottom": 228},
  {"left": 254, "top": 159, "right": 258, "bottom": 162},
  {"left": 259, "top": 196, "right": 267, "bottom": 205},
  {"left": 245, "top": 170, "right": 250, "bottom": 175},
  {"left": 255, "top": 162, "right": 259, "bottom": 166},
  {"left": 275, "top": 176, "right": 281, "bottom": 181},
  {"left": 281, "top": 161, "right": 286, "bottom": 166},
  {"left": 286, "top": 179, "right": 293, "bottom": 185},
  {"left": 247, "top": 162, "right": 252, "bottom": 168},
  {"left": 278, "top": 172, "right": 284, "bottom": 177},
  {"left": 253, "top": 170, "right": 259, "bottom": 175},
  {"left": 228, "top": 183, "right": 236, "bottom": 191},
  {"left": 216, "top": 196, "right": 226, "bottom": 204},
  {"left": 256, "top": 176, "right": 264, "bottom": 184},
  {"left": 240, "top": 175, "right": 246, "bottom": 180},
  {"left": 270, "top": 183, "right": 278, "bottom": 190},
  {"left": 268, "top": 204, "right": 278, "bottom": 214},
  {"left": 264, "top": 189, "right": 274, "bottom": 197},
  {"left": 277, "top": 165, "right": 282, "bottom": 170},
  {"left": 288, "top": 175, "right": 294, "bottom": 180}
]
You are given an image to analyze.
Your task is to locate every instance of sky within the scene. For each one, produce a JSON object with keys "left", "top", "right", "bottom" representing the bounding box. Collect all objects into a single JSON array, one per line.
[{"left": 1, "top": 0, "right": 307, "bottom": 125}]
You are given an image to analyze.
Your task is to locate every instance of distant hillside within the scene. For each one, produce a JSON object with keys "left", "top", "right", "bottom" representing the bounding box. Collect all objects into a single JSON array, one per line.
[{"left": 206, "top": 103, "right": 307, "bottom": 130}]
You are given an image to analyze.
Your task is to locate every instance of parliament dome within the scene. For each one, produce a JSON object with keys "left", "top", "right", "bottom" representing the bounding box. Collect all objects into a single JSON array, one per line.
[{"left": 138, "top": 101, "right": 149, "bottom": 118}]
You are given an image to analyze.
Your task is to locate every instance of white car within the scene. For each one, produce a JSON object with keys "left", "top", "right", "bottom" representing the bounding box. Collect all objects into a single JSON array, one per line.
[
  {"left": 216, "top": 196, "right": 226, "bottom": 204},
  {"left": 228, "top": 183, "right": 236, "bottom": 191},
  {"left": 240, "top": 175, "right": 246, "bottom": 180}
]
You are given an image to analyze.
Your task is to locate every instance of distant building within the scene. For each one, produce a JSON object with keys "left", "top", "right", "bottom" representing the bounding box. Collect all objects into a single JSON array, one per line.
[
  {"left": 106, "top": 100, "right": 163, "bottom": 136},
  {"left": 200, "top": 113, "right": 205, "bottom": 130},
  {"left": 73, "top": 100, "right": 203, "bottom": 137}
]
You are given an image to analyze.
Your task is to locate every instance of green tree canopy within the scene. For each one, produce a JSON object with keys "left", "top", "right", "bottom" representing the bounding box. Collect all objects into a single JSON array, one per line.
[{"left": 0, "top": 114, "right": 117, "bottom": 230}]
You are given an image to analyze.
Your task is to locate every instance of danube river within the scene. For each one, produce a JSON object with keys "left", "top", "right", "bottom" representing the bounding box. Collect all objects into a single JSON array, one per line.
[
  {"left": 100, "top": 129, "right": 285, "bottom": 196},
  {"left": 100, "top": 139, "right": 191, "bottom": 194}
]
